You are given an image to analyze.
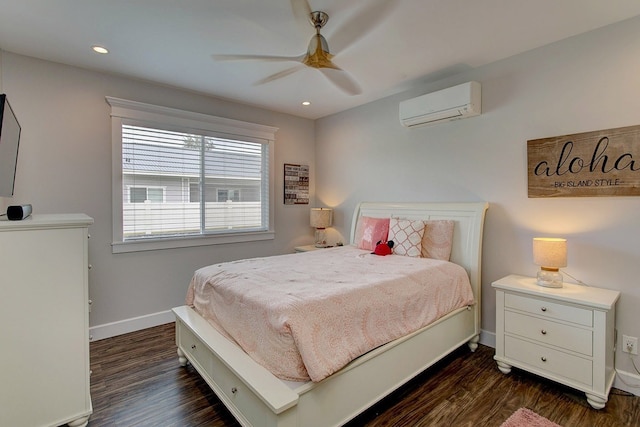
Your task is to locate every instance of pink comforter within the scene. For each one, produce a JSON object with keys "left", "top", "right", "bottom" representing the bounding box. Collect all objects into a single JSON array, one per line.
[{"left": 186, "top": 245, "right": 474, "bottom": 382}]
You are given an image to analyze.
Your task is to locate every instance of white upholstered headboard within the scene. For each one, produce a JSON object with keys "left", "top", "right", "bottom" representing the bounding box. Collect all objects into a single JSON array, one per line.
[{"left": 349, "top": 202, "right": 489, "bottom": 320}]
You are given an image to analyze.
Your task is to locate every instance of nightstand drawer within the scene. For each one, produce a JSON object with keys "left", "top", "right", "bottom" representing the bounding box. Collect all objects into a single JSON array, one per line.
[
  {"left": 505, "top": 311, "right": 593, "bottom": 356},
  {"left": 505, "top": 335, "right": 593, "bottom": 386},
  {"left": 505, "top": 293, "right": 592, "bottom": 327}
]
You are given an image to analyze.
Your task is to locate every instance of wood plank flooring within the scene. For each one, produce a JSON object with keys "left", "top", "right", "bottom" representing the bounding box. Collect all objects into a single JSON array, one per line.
[{"left": 89, "top": 323, "right": 640, "bottom": 426}]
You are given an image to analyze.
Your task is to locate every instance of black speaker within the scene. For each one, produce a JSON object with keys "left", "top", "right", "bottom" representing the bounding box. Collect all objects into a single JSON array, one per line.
[{"left": 7, "top": 204, "right": 32, "bottom": 220}]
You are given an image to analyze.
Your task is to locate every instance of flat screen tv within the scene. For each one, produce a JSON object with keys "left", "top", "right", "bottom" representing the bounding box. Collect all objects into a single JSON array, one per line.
[{"left": 0, "top": 94, "right": 21, "bottom": 197}]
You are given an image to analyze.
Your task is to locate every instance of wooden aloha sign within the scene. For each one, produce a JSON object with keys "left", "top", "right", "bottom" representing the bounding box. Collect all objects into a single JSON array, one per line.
[{"left": 528, "top": 125, "right": 640, "bottom": 197}]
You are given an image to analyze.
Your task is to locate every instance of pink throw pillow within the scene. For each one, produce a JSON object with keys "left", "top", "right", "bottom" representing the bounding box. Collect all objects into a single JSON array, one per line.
[
  {"left": 421, "top": 220, "right": 455, "bottom": 260},
  {"left": 354, "top": 216, "right": 390, "bottom": 251}
]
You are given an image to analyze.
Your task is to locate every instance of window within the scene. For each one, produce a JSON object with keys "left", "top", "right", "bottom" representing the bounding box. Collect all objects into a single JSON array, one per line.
[
  {"left": 129, "top": 186, "right": 164, "bottom": 203},
  {"left": 189, "top": 182, "right": 200, "bottom": 203},
  {"left": 217, "top": 189, "right": 240, "bottom": 202},
  {"left": 107, "top": 97, "right": 277, "bottom": 253}
]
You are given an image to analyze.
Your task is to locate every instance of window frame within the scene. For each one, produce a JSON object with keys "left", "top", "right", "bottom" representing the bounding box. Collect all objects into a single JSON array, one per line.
[
  {"left": 107, "top": 97, "right": 277, "bottom": 253},
  {"left": 128, "top": 185, "right": 166, "bottom": 204}
]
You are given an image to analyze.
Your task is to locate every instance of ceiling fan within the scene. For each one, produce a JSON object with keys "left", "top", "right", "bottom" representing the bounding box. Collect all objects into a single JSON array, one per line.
[{"left": 213, "top": 0, "right": 396, "bottom": 96}]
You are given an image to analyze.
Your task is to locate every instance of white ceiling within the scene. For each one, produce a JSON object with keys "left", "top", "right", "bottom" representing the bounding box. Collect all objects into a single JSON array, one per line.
[{"left": 1, "top": 1, "right": 639, "bottom": 120}]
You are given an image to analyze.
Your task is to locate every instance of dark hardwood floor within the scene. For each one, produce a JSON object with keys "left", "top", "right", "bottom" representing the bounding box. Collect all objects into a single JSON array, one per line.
[{"left": 89, "top": 323, "right": 640, "bottom": 427}]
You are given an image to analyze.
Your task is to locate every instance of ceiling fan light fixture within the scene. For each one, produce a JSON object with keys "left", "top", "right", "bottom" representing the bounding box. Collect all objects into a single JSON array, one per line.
[
  {"left": 303, "top": 33, "right": 337, "bottom": 69},
  {"left": 213, "top": 2, "right": 365, "bottom": 96},
  {"left": 301, "top": 11, "right": 338, "bottom": 70},
  {"left": 309, "top": 11, "right": 329, "bottom": 29}
]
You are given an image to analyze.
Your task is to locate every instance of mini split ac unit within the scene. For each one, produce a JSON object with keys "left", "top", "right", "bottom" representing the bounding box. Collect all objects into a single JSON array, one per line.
[{"left": 399, "top": 81, "right": 481, "bottom": 128}]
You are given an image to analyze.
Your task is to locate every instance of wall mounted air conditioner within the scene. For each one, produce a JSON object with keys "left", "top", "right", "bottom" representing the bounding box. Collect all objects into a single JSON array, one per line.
[{"left": 399, "top": 81, "right": 481, "bottom": 128}]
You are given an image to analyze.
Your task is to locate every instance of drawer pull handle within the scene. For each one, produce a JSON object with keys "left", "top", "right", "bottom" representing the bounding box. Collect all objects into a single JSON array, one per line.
[
  {"left": 541, "top": 307, "right": 547, "bottom": 312},
  {"left": 231, "top": 387, "right": 238, "bottom": 395},
  {"left": 191, "top": 344, "right": 196, "bottom": 350},
  {"left": 541, "top": 356, "right": 547, "bottom": 362},
  {"left": 541, "top": 330, "right": 547, "bottom": 335}
]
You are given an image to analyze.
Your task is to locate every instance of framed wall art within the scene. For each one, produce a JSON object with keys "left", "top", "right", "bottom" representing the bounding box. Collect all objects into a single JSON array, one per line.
[{"left": 284, "top": 163, "right": 309, "bottom": 205}]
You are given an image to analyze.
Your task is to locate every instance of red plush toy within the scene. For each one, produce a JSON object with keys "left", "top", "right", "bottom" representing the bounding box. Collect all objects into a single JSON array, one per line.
[{"left": 372, "top": 240, "right": 394, "bottom": 256}]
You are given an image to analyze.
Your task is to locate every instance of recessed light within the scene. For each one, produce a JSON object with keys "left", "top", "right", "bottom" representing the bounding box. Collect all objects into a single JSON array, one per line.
[
  {"left": 92, "top": 45, "right": 109, "bottom": 54},
  {"left": 302, "top": 101, "right": 311, "bottom": 106}
]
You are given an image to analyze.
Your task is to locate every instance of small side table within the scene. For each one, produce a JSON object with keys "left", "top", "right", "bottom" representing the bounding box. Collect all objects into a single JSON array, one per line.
[
  {"left": 492, "top": 274, "right": 620, "bottom": 409},
  {"left": 294, "top": 244, "right": 332, "bottom": 253}
]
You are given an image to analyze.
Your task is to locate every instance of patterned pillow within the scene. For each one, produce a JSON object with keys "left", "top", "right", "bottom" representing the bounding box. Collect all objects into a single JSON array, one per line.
[
  {"left": 421, "top": 220, "right": 455, "bottom": 260},
  {"left": 354, "top": 216, "right": 390, "bottom": 251},
  {"left": 388, "top": 218, "right": 426, "bottom": 257}
]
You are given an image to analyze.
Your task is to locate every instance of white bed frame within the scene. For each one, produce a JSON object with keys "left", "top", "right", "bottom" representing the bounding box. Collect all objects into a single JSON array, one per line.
[{"left": 173, "top": 201, "right": 488, "bottom": 427}]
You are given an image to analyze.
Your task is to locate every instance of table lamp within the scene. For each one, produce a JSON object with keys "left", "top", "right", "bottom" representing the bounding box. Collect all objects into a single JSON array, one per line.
[
  {"left": 310, "top": 208, "right": 332, "bottom": 248},
  {"left": 533, "top": 237, "right": 567, "bottom": 288}
]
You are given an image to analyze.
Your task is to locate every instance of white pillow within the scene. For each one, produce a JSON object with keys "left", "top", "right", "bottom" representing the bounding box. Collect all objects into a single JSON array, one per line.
[{"left": 388, "top": 218, "right": 425, "bottom": 258}]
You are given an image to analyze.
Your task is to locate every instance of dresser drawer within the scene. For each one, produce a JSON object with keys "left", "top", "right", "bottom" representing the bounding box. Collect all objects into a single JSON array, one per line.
[
  {"left": 505, "top": 293, "right": 592, "bottom": 326},
  {"left": 505, "top": 335, "right": 592, "bottom": 386},
  {"left": 177, "top": 319, "right": 273, "bottom": 427},
  {"left": 505, "top": 311, "right": 593, "bottom": 356},
  {"left": 179, "top": 323, "right": 214, "bottom": 375}
]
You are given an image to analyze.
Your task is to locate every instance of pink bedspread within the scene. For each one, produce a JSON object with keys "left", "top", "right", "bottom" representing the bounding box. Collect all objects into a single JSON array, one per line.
[{"left": 186, "top": 245, "right": 474, "bottom": 382}]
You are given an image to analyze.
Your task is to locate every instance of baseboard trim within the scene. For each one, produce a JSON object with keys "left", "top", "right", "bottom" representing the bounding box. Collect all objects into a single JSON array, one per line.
[
  {"left": 479, "top": 329, "right": 496, "bottom": 349},
  {"left": 614, "top": 368, "right": 640, "bottom": 396},
  {"left": 90, "top": 310, "right": 175, "bottom": 341}
]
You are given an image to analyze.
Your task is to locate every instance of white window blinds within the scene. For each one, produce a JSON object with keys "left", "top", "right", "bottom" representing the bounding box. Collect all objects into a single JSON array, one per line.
[
  {"left": 122, "top": 124, "right": 269, "bottom": 241},
  {"left": 107, "top": 96, "right": 277, "bottom": 252}
]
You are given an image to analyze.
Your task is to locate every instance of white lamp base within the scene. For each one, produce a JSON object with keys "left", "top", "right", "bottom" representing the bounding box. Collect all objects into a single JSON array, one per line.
[
  {"left": 314, "top": 228, "right": 328, "bottom": 248},
  {"left": 537, "top": 269, "right": 563, "bottom": 288}
]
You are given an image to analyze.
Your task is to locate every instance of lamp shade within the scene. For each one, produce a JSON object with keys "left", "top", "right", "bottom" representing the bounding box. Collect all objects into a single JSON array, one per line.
[
  {"left": 310, "top": 208, "right": 332, "bottom": 229},
  {"left": 533, "top": 237, "right": 567, "bottom": 269}
]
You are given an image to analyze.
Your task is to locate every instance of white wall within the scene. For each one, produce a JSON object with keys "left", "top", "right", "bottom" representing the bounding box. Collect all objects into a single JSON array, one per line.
[
  {"left": 0, "top": 52, "right": 317, "bottom": 336},
  {"left": 316, "top": 16, "right": 640, "bottom": 391}
]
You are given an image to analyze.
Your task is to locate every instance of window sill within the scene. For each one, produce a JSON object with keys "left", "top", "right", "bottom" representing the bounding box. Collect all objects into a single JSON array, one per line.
[{"left": 111, "top": 230, "right": 275, "bottom": 254}]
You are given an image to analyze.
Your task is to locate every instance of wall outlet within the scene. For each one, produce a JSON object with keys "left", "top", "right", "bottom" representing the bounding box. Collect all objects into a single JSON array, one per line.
[{"left": 623, "top": 335, "right": 638, "bottom": 355}]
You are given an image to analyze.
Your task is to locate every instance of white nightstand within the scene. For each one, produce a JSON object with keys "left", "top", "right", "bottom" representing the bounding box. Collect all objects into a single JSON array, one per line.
[
  {"left": 294, "top": 244, "right": 329, "bottom": 252},
  {"left": 492, "top": 274, "right": 620, "bottom": 409}
]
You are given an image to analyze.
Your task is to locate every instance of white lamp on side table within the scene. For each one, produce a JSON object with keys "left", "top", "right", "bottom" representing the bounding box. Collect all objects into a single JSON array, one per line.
[
  {"left": 533, "top": 237, "right": 567, "bottom": 288},
  {"left": 310, "top": 208, "right": 332, "bottom": 248}
]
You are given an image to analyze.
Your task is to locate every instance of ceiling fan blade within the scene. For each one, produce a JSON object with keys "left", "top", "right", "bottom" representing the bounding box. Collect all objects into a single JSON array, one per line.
[
  {"left": 255, "top": 65, "right": 305, "bottom": 86},
  {"left": 329, "top": 0, "right": 399, "bottom": 55},
  {"left": 319, "top": 68, "right": 362, "bottom": 96},
  {"left": 290, "top": 0, "right": 313, "bottom": 36},
  {"left": 213, "top": 53, "right": 305, "bottom": 63}
]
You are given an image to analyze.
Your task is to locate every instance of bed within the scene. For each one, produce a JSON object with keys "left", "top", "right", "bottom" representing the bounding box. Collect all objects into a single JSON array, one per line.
[{"left": 172, "top": 201, "right": 488, "bottom": 427}]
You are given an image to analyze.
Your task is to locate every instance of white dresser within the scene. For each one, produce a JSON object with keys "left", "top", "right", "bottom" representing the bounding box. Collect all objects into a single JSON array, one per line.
[
  {"left": 0, "top": 214, "right": 94, "bottom": 427},
  {"left": 493, "top": 274, "right": 619, "bottom": 409}
]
